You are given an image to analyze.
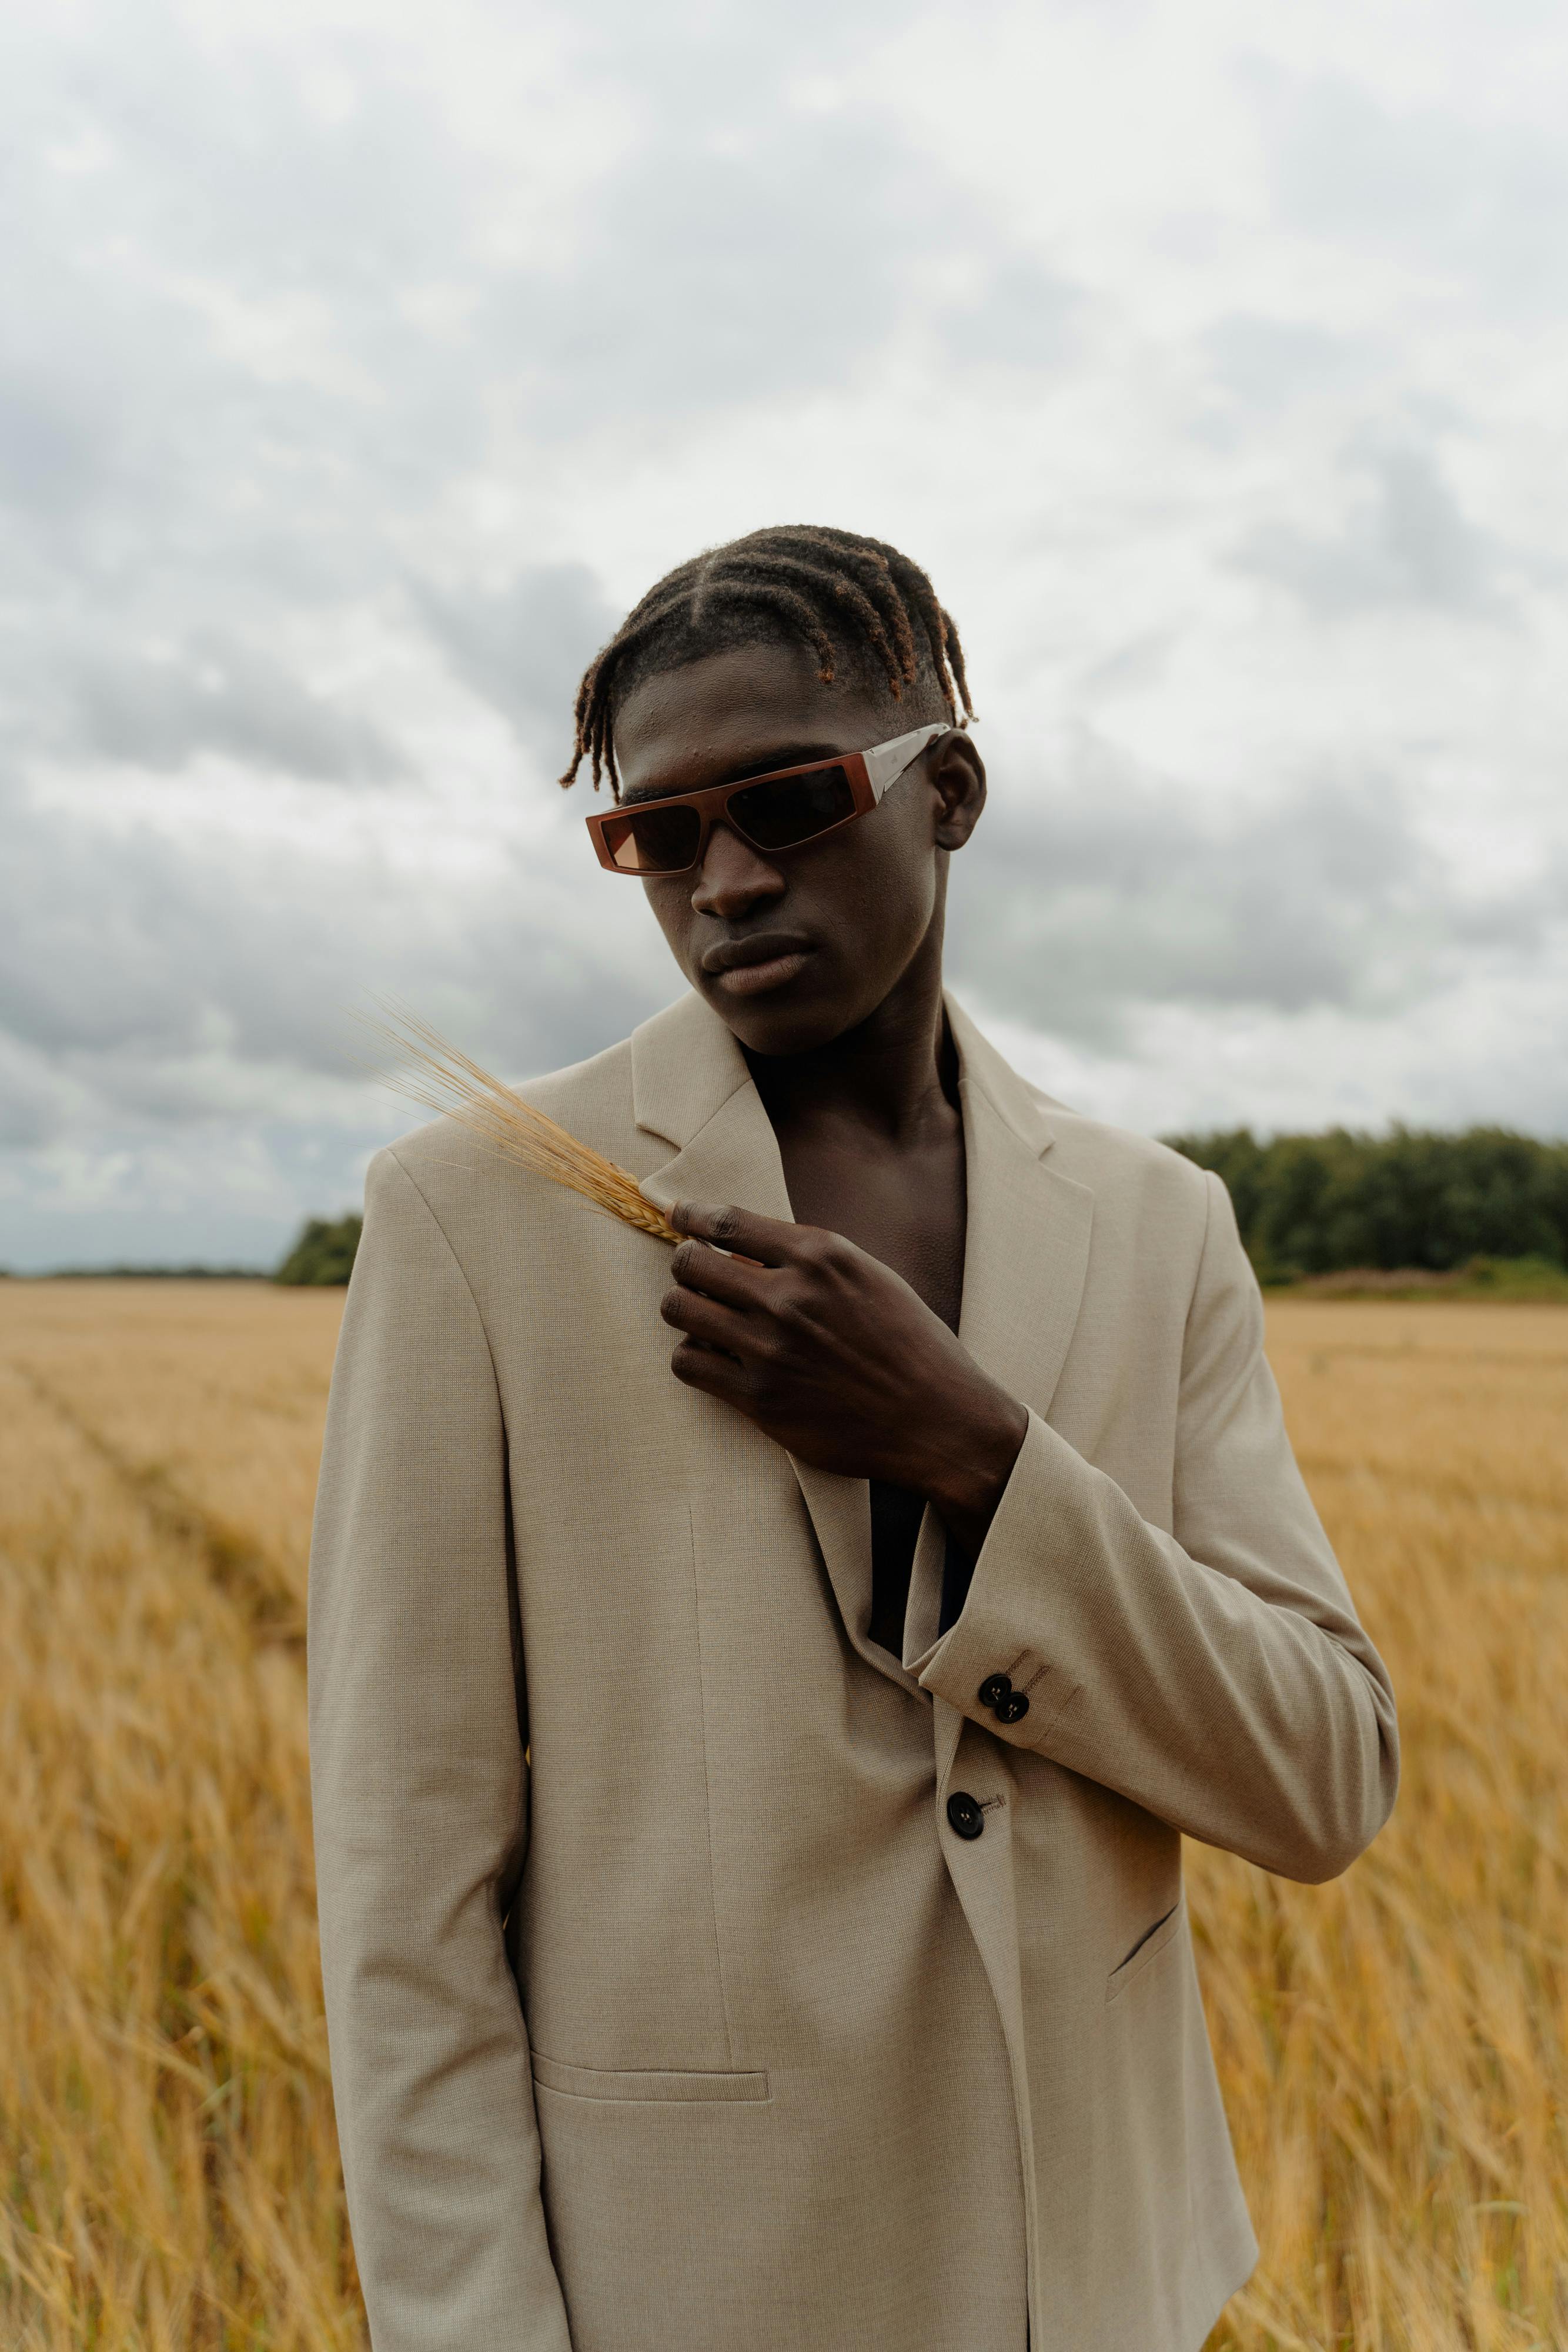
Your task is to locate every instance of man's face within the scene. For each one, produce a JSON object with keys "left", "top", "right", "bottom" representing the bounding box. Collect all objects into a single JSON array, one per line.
[{"left": 609, "top": 641, "right": 986, "bottom": 1057}]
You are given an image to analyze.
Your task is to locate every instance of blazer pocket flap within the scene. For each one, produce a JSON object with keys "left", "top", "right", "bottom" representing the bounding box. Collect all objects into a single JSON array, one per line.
[
  {"left": 532, "top": 2054, "right": 770, "bottom": 2104},
  {"left": 1105, "top": 1895, "right": 1185, "bottom": 2005}
]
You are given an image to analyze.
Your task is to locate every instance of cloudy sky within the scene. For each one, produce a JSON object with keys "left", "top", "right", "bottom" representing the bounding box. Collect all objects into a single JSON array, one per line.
[{"left": 4, "top": 0, "right": 1566, "bottom": 1268}]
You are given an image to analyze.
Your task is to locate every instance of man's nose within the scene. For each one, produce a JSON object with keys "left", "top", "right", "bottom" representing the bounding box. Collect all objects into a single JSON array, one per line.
[{"left": 691, "top": 822, "right": 785, "bottom": 920}]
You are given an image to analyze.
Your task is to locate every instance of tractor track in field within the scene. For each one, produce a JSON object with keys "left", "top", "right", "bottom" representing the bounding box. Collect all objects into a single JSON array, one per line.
[{"left": 9, "top": 1359, "right": 307, "bottom": 1655}]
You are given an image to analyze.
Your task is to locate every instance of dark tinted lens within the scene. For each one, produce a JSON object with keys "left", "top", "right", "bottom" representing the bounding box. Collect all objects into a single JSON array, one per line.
[
  {"left": 727, "top": 766, "right": 856, "bottom": 851},
  {"left": 600, "top": 802, "right": 703, "bottom": 873}
]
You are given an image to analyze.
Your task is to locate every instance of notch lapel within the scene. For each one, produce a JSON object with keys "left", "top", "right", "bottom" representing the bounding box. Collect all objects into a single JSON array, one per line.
[
  {"left": 630, "top": 992, "right": 785, "bottom": 1217},
  {"left": 631, "top": 997, "right": 894, "bottom": 1688},
  {"left": 905, "top": 1000, "right": 1095, "bottom": 1702},
  {"left": 946, "top": 998, "right": 1095, "bottom": 1425}
]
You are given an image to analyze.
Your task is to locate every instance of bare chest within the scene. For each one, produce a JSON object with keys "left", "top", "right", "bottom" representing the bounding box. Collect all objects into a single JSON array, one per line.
[{"left": 775, "top": 1128, "right": 967, "bottom": 1337}]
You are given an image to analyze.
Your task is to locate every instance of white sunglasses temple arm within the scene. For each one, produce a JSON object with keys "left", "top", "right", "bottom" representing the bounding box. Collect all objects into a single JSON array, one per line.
[{"left": 863, "top": 721, "right": 955, "bottom": 802}]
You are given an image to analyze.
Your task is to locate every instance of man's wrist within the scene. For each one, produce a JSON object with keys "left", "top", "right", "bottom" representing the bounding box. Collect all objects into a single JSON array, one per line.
[{"left": 909, "top": 1384, "right": 1029, "bottom": 1561}]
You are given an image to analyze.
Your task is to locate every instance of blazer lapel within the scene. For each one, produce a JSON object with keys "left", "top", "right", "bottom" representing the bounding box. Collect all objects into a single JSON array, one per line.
[
  {"left": 630, "top": 992, "right": 791, "bottom": 1222},
  {"left": 632, "top": 997, "right": 893, "bottom": 1688},
  {"left": 905, "top": 999, "right": 1095, "bottom": 1688},
  {"left": 946, "top": 997, "right": 1095, "bottom": 1424}
]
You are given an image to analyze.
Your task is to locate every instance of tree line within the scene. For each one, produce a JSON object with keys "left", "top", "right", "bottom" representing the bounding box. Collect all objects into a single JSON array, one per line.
[
  {"left": 1164, "top": 1125, "right": 1568, "bottom": 1285},
  {"left": 271, "top": 1127, "right": 1568, "bottom": 1289}
]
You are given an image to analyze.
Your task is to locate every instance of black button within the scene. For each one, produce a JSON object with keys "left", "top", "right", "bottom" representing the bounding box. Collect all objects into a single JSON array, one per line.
[
  {"left": 977, "top": 1673, "right": 1012, "bottom": 1709},
  {"left": 947, "top": 1790, "right": 985, "bottom": 1841},
  {"left": 997, "top": 1689, "right": 1030, "bottom": 1724}
]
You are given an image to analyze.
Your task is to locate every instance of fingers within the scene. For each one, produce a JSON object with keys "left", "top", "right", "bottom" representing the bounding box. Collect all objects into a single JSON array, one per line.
[
  {"left": 668, "top": 1335, "right": 748, "bottom": 1399},
  {"left": 671, "top": 1200, "right": 797, "bottom": 1267},
  {"left": 668, "top": 1235, "right": 771, "bottom": 1307},
  {"left": 660, "top": 1281, "right": 755, "bottom": 1357}
]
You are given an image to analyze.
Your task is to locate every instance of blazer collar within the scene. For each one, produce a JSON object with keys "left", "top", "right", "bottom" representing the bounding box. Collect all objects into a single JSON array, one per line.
[
  {"left": 631, "top": 990, "right": 793, "bottom": 1225},
  {"left": 629, "top": 984, "right": 1067, "bottom": 1168},
  {"left": 630, "top": 988, "right": 755, "bottom": 1157},
  {"left": 942, "top": 996, "right": 1094, "bottom": 1425},
  {"left": 632, "top": 989, "right": 1093, "bottom": 1698}
]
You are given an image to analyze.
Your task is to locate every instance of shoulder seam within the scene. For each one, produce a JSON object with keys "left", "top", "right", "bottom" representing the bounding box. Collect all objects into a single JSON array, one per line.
[
  {"left": 1181, "top": 1168, "right": 1222, "bottom": 1359},
  {"left": 381, "top": 1145, "right": 504, "bottom": 1404}
]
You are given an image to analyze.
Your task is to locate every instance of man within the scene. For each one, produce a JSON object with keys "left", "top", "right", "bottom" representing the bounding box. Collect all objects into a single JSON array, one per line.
[{"left": 309, "top": 523, "right": 1398, "bottom": 2352}]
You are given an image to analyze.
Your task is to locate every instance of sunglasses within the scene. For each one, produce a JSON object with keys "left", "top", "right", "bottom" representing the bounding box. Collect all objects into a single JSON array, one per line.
[{"left": 586, "top": 722, "right": 953, "bottom": 878}]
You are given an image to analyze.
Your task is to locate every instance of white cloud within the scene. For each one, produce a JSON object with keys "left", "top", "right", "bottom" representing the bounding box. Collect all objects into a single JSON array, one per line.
[
  {"left": 1, "top": 0, "right": 1565, "bottom": 1267},
  {"left": 1233, "top": 443, "right": 1509, "bottom": 616}
]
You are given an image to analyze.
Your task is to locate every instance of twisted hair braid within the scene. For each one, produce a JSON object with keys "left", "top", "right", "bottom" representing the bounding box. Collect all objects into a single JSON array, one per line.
[{"left": 559, "top": 524, "right": 975, "bottom": 793}]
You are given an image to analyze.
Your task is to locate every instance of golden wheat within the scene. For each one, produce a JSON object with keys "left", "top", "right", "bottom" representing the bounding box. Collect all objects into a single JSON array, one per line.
[
  {"left": 366, "top": 1005, "right": 681, "bottom": 1244},
  {"left": 0, "top": 1281, "right": 1563, "bottom": 2349},
  {"left": 0, "top": 1282, "right": 350, "bottom": 2351}
]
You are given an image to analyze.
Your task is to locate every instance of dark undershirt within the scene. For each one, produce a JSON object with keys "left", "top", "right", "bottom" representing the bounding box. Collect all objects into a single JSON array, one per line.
[{"left": 868, "top": 1480, "right": 974, "bottom": 1663}]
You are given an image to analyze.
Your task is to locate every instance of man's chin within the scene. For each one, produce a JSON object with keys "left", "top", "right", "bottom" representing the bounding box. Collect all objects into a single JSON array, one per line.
[{"left": 698, "top": 969, "right": 859, "bottom": 1060}]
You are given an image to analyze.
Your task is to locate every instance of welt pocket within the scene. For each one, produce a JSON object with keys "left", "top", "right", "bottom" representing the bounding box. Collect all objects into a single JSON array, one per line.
[
  {"left": 531, "top": 2053, "right": 770, "bottom": 2104},
  {"left": 1105, "top": 1895, "right": 1184, "bottom": 2006}
]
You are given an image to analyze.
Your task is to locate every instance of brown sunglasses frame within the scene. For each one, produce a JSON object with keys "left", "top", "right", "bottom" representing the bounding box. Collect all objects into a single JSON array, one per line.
[{"left": 584, "top": 747, "right": 884, "bottom": 878}]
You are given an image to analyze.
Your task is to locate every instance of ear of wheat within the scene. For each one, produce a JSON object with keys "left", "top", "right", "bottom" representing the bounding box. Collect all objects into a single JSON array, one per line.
[{"left": 363, "top": 1003, "right": 680, "bottom": 1246}]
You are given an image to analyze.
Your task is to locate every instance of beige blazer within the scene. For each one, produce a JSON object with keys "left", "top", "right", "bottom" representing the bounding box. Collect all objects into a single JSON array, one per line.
[{"left": 309, "top": 991, "right": 1398, "bottom": 2352}]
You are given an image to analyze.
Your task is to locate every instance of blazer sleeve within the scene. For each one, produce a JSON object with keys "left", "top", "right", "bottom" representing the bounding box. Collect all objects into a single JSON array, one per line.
[
  {"left": 917, "top": 1169, "right": 1399, "bottom": 1883},
  {"left": 308, "top": 1147, "right": 573, "bottom": 2352}
]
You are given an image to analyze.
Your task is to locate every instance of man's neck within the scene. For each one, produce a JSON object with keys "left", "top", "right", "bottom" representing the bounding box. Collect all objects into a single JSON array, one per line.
[{"left": 742, "top": 921, "right": 958, "bottom": 1150}]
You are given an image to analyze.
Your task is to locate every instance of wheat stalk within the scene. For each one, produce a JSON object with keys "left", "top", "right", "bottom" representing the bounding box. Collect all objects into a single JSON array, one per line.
[{"left": 362, "top": 1001, "right": 680, "bottom": 1245}]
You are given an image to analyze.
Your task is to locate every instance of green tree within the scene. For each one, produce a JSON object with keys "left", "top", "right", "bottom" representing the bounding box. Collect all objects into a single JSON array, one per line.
[
  {"left": 274, "top": 1214, "right": 363, "bottom": 1287},
  {"left": 1164, "top": 1127, "right": 1568, "bottom": 1282}
]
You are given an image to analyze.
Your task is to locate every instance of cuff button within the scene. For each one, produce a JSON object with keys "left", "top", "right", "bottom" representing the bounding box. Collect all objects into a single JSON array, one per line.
[
  {"left": 997, "top": 1689, "right": 1031, "bottom": 1724},
  {"left": 977, "top": 1673, "right": 1012, "bottom": 1709}
]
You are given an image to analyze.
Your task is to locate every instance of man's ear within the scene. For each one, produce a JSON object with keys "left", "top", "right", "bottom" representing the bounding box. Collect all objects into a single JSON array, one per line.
[{"left": 931, "top": 730, "right": 986, "bottom": 851}]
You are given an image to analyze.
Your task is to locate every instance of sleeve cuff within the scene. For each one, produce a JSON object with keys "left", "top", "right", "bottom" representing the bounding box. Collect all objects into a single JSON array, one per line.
[{"left": 914, "top": 1409, "right": 1089, "bottom": 1748}]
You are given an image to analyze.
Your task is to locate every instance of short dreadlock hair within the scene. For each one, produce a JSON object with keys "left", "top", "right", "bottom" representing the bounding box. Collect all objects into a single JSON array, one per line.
[{"left": 559, "top": 524, "right": 975, "bottom": 794}]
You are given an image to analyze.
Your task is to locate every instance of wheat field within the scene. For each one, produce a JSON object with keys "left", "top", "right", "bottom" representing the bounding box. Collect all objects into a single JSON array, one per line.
[{"left": 0, "top": 1280, "right": 1563, "bottom": 2350}]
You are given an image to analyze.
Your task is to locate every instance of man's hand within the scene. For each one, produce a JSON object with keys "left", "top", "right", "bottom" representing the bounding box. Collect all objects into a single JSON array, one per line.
[{"left": 661, "top": 1201, "right": 1028, "bottom": 1558}]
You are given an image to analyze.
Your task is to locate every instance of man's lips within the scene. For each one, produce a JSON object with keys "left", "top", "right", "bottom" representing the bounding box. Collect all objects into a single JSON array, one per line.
[{"left": 699, "top": 933, "right": 815, "bottom": 996}]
